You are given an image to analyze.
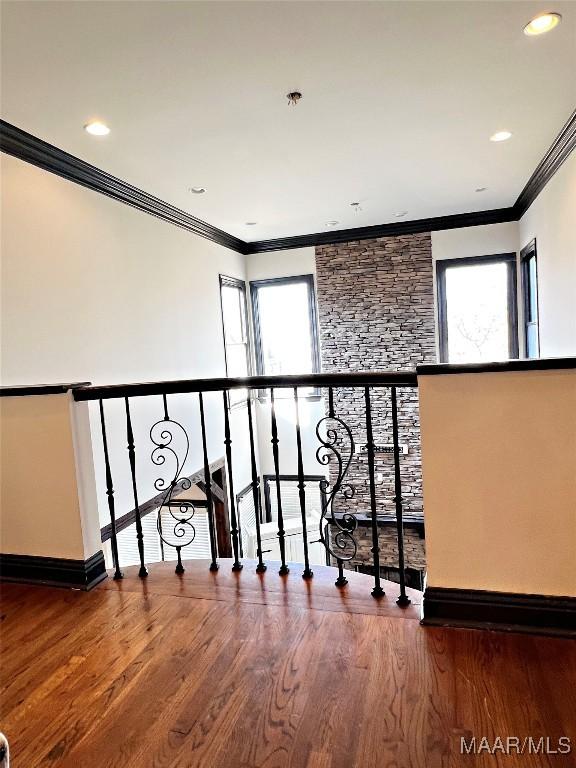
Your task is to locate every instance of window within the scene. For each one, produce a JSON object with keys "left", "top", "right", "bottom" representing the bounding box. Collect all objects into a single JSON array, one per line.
[
  {"left": 437, "top": 254, "right": 518, "bottom": 364},
  {"left": 219, "top": 275, "right": 251, "bottom": 405},
  {"left": 250, "top": 275, "right": 320, "bottom": 380},
  {"left": 263, "top": 475, "right": 326, "bottom": 523},
  {"left": 520, "top": 240, "right": 540, "bottom": 359}
]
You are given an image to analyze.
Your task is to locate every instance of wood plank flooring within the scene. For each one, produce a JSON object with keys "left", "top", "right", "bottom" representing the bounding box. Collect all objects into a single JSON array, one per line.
[{"left": 1, "top": 560, "right": 575, "bottom": 768}]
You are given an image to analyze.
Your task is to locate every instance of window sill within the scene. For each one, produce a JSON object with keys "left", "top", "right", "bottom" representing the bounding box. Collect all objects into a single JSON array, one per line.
[{"left": 256, "top": 393, "right": 322, "bottom": 404}]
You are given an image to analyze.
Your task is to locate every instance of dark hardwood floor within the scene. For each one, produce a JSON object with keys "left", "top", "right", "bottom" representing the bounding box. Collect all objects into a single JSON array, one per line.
[{"left": 1, "top": 560, "right": 575, "bottom": 768}]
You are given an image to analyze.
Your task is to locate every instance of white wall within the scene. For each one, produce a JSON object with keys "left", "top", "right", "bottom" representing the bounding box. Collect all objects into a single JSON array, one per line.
[
  {"left": 1, "top": 155, "right": 247, "bottom": 386},
  {"left": 519, "top": 151, "right": 576, "bottom": 357},
  {"left": 1, "top": 155, "right": 251, "bottom": 532},
  {"left": 432, "top": 221, "right": 519, "bottom": 262},
  {"left": 246, "top": 247, "right": 316, "bottom": 281}
]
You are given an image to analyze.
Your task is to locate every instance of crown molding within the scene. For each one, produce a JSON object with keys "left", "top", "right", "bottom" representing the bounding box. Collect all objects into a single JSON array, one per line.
[
  {"left": 244, "top": 207, "right": 517, "bottom": 253},
  {"left": 513, "top": 108, "right": 576, "bottom": 219},
  {"left": 2, "top": 109, "right": 574, "bottom": 255},
  {"left": 0, "top": 119, "right": 248, "bottom": 254}
]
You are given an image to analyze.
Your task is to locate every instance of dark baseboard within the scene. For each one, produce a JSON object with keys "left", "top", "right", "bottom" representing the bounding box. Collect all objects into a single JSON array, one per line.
[
  {"left": 422, "top": 587, "right": 576, "bottom": 637},
  {"left": 0, "top": 550, "right": 107, "bottom": 591}
]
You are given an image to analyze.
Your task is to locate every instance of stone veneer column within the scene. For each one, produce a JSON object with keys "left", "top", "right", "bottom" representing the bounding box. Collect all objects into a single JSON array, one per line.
[{"left": 315, "top": 233, "right": 436, "bottom": 571}]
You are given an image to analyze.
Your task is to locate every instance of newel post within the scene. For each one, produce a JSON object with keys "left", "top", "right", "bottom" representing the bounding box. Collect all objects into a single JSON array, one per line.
[{"left": 0, "top": 383, "right": 106, "bottom": 589}]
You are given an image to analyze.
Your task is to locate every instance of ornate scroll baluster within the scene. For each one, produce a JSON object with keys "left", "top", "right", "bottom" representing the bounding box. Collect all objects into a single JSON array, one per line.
[
  {"left": 125, "top": 397, "right": 147, "bottom": 578},
  {"left": 150, "top": 395, "right": 196, "bottom": 574},
  {"left": 315, "top": 386, "right": 358, "bottom": 586}
]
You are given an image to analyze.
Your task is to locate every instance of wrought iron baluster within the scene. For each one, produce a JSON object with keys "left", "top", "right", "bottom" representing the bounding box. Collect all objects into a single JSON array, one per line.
[
  {"left": 270, "top": 388, "right": 289, "bottom": 575},
  {"left": 162, "top": 393, "right": 169, "bottom": 421},
  {"left": 124, "top": 398, "right": 147, "bottom": 578},
  {"left": 174, "top": 545, "right": 185, "bottom": 574},
  {"left": 223, "top": 391, "right": 242, "bottom": 571},
  {"left": 391, "top": 386, "right": 411, "bottom": 607},
  {"left": 364, "top": 387, "right": 384, "bottom": 598},
  {"left": 294, "top": 387, "right": 313, "bottom": 579},
  {"left": 247, "top": 395, "right": 266, "bottom": 573},
  {"left": 158, "top": 392, "right": 184, "bottom": 573},
  {"left": 198, "top": 392, "right": 219, "bottom": 572},
  {"left": 315, "top": 386, "right": 357, "bottom": 586},
  {"left": 335, "top": 558, "right": 348, "bottom": 588},
  {"left": 99, "top": 399, "right": 123, "bottom": 580},
  {"left": 323, "top": 521, "right": 331, "bottom": 566},
  {"left": 328, "top": 387, "right": 335, "bottom": 420},
  {"left": 159, "top": 523, "right": 165, "bottom": 562},
  {"left": 328, "top": 387, "right": 347, "bottom": 587},
  {"left": 151, "top": 394, "right": 196, "bottom": 574}
]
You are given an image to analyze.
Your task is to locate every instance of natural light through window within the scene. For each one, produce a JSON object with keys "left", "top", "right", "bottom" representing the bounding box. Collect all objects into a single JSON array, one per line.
[
  {"left": 257, "top": 282, "right": 314, "bottom": 375},
  {"left": 251, "top": 276, "right": 319, "bottom": 398},
  {"left": 444, "top": 262, "right": 511, "bottom": 363},
  {"left": 220, "top": 276, "right": 250, "bottom": 405}
]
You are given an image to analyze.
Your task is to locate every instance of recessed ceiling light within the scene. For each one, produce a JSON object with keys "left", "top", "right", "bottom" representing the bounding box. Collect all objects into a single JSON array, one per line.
[
  {"left": 245, "top": 222, "right": 258, "bottom": 226},
  {"left": 326, "top": 220, "right": 339, "bottom": 227},
  {"left": 189, "top": 186, "right": 206, "bottom": 194},
  {"left": 84, "top": 120, "right": 110, "bottom": 136},
  {"left": 490, "top": 131, "right": 512, "bottom": 142},
  {"left": 394, "top": 211, "right": 408, "bottom": 218},
  {"left": 524, "top": 12, "right": 562, "bottom": 36},
  {"left": 475, "top": 187, "right": 487, "bottom": 193}
]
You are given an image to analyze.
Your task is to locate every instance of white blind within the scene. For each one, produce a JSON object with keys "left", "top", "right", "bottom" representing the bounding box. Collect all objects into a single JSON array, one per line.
[
  {"left": 115, "top": 512, "right": 161, "bottom": 568},
  {"left": 160, "top": 507, "right": 212, "bottom": 563},
  {"left": 114, "top": 507, "right": 211, "bottom": 568},
  {"left": 267, "top": 479, "right": 323, "bottom": 522},
  {"left": 238, "top": 488, "right": 256, "bottom": 556}
]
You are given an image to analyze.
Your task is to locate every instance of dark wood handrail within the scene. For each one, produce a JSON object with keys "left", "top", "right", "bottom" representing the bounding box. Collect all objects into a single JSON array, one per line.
[
  {"left": 8, "top": 358, "right": 573, "bottom": 400},
  {"left": 72, "top": 371, "right": 419, "bottom": 401},
  {"left": 0, "top": 382, "right": 91, "bottom": 397},
  {"left": 417, "top": 356, "right": 576, "bottom": 376}
]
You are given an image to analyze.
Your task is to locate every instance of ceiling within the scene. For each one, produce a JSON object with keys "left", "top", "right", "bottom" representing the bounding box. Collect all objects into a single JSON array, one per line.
[{"left": 2, "top": 1, "right": 575, "bottom": 242}]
